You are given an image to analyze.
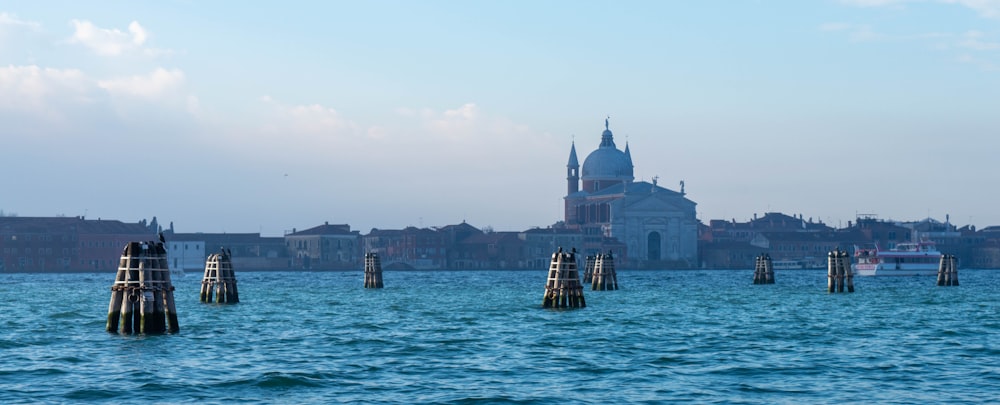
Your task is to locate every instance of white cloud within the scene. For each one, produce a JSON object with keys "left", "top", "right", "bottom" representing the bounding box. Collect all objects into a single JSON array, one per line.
[
  {"left": 943, "top": 0, "right": 1000, "bottom": 18},
  {"left": 259, "top": 100, "right": 508, "bottom": 147},
  {"left": 828, "top": 2, "right": 1000, "bottom": 68},
  {"left": 228, "top": 99, "right": 551, "bottom": 175},
  {"left": 818, "top": 22, "right": 887, "bottom": 42},
  {"left": 822, "top": 22, "right": 1000, "bottom": 50},
  {"left": 231, "top": 97, "right": 370, "bottom": 160},
  {"left": 427, "top": 103, "right": 479, "bottom": 137},
  {"left": 0, "top": 64, "right": 93, "bottom": 112},
  {"left": 0, "top": 64, "right": 198, "bottom": 134},
  {"left": 840, "top": 0, "right": 1000, "bottom": 18},
  {"left": 258, "top": 96, "right": 357, "bottom": 136},
  {"left": 97, "top": 67, "right": 185, "bottom": 98},
  {"left": 285, "top": 104, "right": 352, "bottom": 133},
  {"left": 94, "top": 68, "right": 198, "bottom": 122},
  {"left": 850, "top": 25, "right": 884, "bottom": 42},
  {"left": 128, "top": 21, "right": 147, "bottom": 45},
  {"left": 0, "top": 65, "right": 115, "bottom": 141},
  {"left": 0, "top": 12, "right": 43, "bottom": 50},
  {"left": 400, "top": 102, "right": 546, "bottom": 169},
  {"left": 839, "top": 0, "right": 908, "bottom": 6},
  {"left": 958, "top": 30, "right": 1000, "bottom": 50},
  {"left": 0, "top": 12, "right": 41, "bottom": 30},
  {"left": 958, "top": 53, "right": 1000, "bottom": 69},
  {"left": 443, "top": 103, "right": 477, "bottom": 119},
  {"left": 68, "top": 19, "right": 152, "bottom": 56}
]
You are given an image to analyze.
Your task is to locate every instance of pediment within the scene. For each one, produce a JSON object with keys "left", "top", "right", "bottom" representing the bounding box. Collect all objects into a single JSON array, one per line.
[{"left": 623, "top": 193, "right": 692, "bottom": 213}]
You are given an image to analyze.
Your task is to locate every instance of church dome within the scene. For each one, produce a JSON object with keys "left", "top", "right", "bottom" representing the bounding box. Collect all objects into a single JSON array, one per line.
[
  {"left": 582, "top": 147, "right": 632, "bottom": 179},
  {"left": 581, "top": 120, "right": 634, "bottom": 181}
]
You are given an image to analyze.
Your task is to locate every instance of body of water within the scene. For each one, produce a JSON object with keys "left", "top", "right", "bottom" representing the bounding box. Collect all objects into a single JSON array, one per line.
[{"left": 1, "top": 269, "right": 998, "bottom": 403}]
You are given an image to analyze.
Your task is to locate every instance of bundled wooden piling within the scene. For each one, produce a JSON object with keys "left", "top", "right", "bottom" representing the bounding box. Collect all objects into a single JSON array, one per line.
[
  {"left": 827, "top": 248, "right": 854, "bottom": 293},
  {"left": 582, "top": 255, "right": 596, "bottom": 284},
  {"left": 753, "top": 253, "right": 775, "bottom": 284},
  {"left": 591, "top": 252, "right": 618, "bottom": 291},
  {"left": 106, "top": 240, "right": 179, "bottom": 334},
  {"left": 937, "top": 254, "right": 959, "bottom": 286},
  {"left": 844, "top": 249, "right": 855, "bottom": 292},
  {"left": 200, "top": 248, "right": 239, "bottom": 303},
  {"left": 542, "top": 248, "right": 586, "bottom": 308},
  {"left": 364, "top": 252, "right": 383, "bottom": 289}
]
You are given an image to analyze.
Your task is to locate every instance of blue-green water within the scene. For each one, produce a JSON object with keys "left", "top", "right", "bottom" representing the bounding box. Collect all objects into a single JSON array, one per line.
[{"left": 1, "top": 270, "right": 998, "bottom": 403}]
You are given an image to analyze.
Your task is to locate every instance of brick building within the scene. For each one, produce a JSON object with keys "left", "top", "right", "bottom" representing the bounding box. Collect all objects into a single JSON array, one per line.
[{"left": 0, "top": 216, "right": 154, "bottom": 272}]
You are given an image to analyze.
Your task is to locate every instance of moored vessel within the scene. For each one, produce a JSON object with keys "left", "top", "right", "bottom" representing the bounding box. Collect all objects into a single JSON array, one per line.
[
  {"left": 772, "top": 259, "right": 805, "bottom": 270},
  {"left": 853, "top": 241, "right": 941, "bottom": 276}
]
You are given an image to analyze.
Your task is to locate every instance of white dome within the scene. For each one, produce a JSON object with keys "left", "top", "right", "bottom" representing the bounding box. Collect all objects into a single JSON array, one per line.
[{"left": 582, "top": 126, "right": 633, "bottom": 181}]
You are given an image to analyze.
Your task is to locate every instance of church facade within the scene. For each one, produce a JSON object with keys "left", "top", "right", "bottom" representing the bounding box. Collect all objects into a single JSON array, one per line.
[{"left": 564, "top": 119, "right": 699, "bottom": 267}]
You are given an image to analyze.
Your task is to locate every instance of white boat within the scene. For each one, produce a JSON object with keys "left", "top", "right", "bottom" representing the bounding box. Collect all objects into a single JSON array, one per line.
[
  {"left": 772, "top": 260, "right": 805, "bottom": 270},
  {"left": 852, "top": 241, "right": 941, "bottom": 276}
]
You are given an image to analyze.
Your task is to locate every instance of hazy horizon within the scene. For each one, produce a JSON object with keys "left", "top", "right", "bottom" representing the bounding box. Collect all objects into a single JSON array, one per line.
[{"left": 2, "top": 1, "right": 998, "bottom": 236}]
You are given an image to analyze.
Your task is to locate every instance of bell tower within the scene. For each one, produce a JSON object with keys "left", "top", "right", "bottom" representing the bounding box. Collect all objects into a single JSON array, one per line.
[{"left": 567, "top": 141, "right": 579, "bottom": 195}]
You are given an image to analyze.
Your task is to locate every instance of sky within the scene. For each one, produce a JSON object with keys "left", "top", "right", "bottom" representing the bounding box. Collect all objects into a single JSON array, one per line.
[{"left": 1, "top": 0, "right": 999, "bottom": 236}]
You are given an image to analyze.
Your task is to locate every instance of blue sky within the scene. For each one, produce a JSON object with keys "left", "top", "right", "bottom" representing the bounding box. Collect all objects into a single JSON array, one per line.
[{"left": 1, "top": 1, "right": 998, "bottom": 235}]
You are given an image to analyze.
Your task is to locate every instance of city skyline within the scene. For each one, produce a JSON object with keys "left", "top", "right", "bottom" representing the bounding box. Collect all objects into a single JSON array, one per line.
[{"left": 2, "top": 1, "right": 999, "bottom": 236}]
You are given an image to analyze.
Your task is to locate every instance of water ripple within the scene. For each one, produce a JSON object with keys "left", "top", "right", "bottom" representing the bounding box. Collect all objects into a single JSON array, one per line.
[{"left": 0, "top": 270, "right": 998, "bottom": 403}]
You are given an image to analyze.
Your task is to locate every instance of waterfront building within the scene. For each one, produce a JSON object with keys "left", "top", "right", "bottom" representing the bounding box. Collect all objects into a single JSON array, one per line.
[
  {"left": 285, "top": 223, "right": 361, "bottom": 269},
  {"left": 168, "top": 232, "right": 288, "bottom": 270},
  {"left": 519, "top": 227, "right": 585, "bottom": 269},
  {"left": 454, "top": 231, "right": 525, "bottom": 269},
  {"left": 438, "top": 222, "right": 485, "bottom": 269},
  {"left": 746, "top": 232, "right": 843, "bottom": 269},
  {"left": 362, "top": 226, "right": 446, "bottom": 269},
  {"left": 164, "top": 240, "right": 205, "bottom": 272},
  {"left": 700, "top": 212, "right": 839, "bottom": 269},
  {"left": 563, "top": 119, "right": 698, "bottom": 267},
  {"left": 969, "top": 226, "right": 1000, "bottom": 268},
  {"left": 706, "top": 212, "right": 834, "bottom": 242},
  {"left": 848, "top": 215, "right": 911, "bottom": 249},
  {"left": 0, "top": 216, "right": 154, "bottom": 272}
]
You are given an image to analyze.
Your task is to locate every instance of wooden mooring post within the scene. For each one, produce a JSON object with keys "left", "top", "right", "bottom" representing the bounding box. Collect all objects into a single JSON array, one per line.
[
  {"left": 582, "top": 255, "right": 596, "bottom": 284},
  {"left": 826, "top": 248, "right": 854, "bottom": 293},
  {"left": 591, "top": 252, "right": 618, "bottom": 291},
  {"left": 364, "top": 252, "right": 384, "bottom": 289},
  {"left": 937, "top": 254, "right": 959, "bottom": 286},
  {"left": 752, "top": 253, "right": 775, "bottom": 284},
  {"left": 106, "top": 239, "right": 179, "bottom": 334},
  {"left": 542, "top": 248, "right": 586, "bottom": 308},
  {"left": 200, "top": 248, "right": 239, "bottom": 304}
]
